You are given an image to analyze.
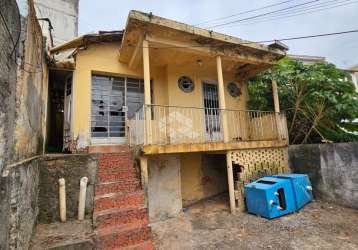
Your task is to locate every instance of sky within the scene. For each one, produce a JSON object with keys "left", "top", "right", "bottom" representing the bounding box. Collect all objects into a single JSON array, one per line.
[{"left": 78, "top": 0, "right": 358, "bottom": 69}]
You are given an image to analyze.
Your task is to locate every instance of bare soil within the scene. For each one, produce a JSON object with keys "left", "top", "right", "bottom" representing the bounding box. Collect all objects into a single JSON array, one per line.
[{"left": 151, "top": 195, "right": 358, "bottom": 250}]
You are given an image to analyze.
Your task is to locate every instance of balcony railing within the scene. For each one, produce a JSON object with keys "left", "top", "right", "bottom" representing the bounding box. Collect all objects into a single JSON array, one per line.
[{"left": 128, "top": 104, "right": 288, "bottom": 146}]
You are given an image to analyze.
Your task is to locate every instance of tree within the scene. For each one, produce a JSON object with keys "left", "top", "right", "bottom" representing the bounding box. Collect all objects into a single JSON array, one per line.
[{"left": 247, "top": 58, "right": 358, "bottom": 144}]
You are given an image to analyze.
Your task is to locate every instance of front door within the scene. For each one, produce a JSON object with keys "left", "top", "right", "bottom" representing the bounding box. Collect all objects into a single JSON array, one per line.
[{"left": 202, "top": 82, "right": 222, "bottom": 141}]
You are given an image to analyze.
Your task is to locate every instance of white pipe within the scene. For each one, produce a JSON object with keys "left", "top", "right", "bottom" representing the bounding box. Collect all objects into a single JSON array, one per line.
[
  {"left": 78, "top": 177, "right": 88, "bottom": 220},
  {"left": 59, "top": 178, "right": 66, "bottom": 222}
]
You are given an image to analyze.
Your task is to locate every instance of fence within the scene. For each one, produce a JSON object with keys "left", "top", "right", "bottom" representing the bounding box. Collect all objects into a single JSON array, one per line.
[{"left": 128, "top": 104, "right": 288, "bottom": 146}]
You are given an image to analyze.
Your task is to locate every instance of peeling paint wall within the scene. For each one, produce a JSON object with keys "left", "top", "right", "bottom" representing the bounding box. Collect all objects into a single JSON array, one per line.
[
  {"left": 0, "top": 0, "right": 49, "bottom": 249},
  {"left": 0, "top": 0, "right": 21, "bottom": 174},
  {"left": 12, "top": 0, "right": 48, "bottom": 162},
  {"left": 148, "top": 154, "right": 182, "bottom": 222}
]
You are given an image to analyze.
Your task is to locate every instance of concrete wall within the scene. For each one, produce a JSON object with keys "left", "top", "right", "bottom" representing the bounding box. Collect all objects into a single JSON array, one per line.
[
  {"left": 148, "top": 154, "right": 182, "bottom": 222},
  {"left": 0, "top": 0, "right": 21, "bottom": 174},
  {"left": 38, "top": 154, "right": 98, "bottom": 223},
  {"left": 0, "top": 0, "right": 49, "bottom": 248},
  {"left": 0, "top": 160, "right": 40, "bottom": 250},
  {"left": 289, "top": 143, "right": 358, "bottom": 209},
  {"left": 181, "top": 153, "right": 227, "bottom": 206}
]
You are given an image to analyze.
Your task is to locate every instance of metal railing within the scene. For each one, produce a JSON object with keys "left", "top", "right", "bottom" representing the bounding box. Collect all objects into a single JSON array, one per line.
[{"left": 128, "top": 104, "right": 288, "bottom": 146}]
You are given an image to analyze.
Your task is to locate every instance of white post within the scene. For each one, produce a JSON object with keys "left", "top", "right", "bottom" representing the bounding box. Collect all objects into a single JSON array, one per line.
[
  {"left": 59, "top": 178, "right": 66, "bottom": 222},
  {"left": 78, "top": 177, "right": 88, "bottom": 220}
]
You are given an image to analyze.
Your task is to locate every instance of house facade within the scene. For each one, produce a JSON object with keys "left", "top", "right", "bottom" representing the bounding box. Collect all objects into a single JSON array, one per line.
[{"left": 51, "top": 11, "right": 290, "bottom": 219}]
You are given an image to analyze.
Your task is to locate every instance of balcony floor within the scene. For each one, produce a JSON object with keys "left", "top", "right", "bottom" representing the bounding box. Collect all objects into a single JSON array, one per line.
[{"left": 142, "top": 139, "right": 288, "bottom": 155}]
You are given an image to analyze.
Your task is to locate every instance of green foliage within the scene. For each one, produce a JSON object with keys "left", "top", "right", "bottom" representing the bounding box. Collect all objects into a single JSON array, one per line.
[{"left": 248, "top": 58, "right": 358, "bottom": 144}]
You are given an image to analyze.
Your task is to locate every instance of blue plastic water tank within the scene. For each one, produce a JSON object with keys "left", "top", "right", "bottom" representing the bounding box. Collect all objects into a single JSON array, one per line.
[
  {"left": 273, "top": 174, "right": 313, "bottom": 210},
  {"left": 244, "top": 177, "right": 296, "bottom": 219}
]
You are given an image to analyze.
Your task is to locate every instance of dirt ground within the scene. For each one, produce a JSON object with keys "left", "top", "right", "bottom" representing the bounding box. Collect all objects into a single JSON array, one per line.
[{"left": 151, "top": 194, "right": 358, "bottom": 250}]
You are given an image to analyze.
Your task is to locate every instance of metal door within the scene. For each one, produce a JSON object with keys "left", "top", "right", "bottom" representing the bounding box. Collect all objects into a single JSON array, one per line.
[{"left": 202, "top": 82, "right": 222, "bottom": 141}]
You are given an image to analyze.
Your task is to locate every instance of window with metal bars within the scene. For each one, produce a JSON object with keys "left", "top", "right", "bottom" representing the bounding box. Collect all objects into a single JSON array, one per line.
[{"left": 91, "top": 75, "right": 144, "bottom": 138}]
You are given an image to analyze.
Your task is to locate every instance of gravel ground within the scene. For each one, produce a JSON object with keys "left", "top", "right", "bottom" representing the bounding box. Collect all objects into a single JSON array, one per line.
[{"left": 151, "top": 195, "right": 358, "bottom": 250}]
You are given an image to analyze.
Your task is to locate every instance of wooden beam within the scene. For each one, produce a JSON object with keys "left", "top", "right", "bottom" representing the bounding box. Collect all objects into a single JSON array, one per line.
[
  {"left": 145, "top": 34, "right": 277, "bottom": 65},
  {"left": 128, "top": 35, "right": 143, "bottom": 69},
  {"left": 226, "top": 151, "right": 237, "bottom": 214},
  {"left": 272, "top": 79, "right": 280, "bottom": 113},
  {"left": 272, "top": 79, "right": 282, "bottom": 140}
]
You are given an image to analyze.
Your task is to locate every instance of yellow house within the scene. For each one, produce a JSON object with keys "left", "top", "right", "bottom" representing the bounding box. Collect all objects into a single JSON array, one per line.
[{"left": 51, "top": 11, "right": 290, "bottom": 218}]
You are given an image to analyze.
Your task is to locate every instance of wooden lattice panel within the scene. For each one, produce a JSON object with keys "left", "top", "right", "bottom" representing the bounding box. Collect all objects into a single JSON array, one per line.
[{"left": 230, "top": 147, "right": 290, "bottom": 210}]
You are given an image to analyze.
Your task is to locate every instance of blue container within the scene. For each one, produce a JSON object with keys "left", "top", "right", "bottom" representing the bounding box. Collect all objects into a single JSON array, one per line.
[
  {"left": 273, "top": 174, "right": 313, "bottom": 210},
  {"left": 244, "top": 177, "right": 296, "bottom": 219}
]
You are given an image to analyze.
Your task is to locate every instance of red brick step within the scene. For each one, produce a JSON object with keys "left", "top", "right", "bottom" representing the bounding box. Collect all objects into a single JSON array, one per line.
[
  {"left": 94, "top": 191, "right": 145, "bottom": 212},
  {"left": 121, "top": 240, "right": 154, "bottom": 250},
  {"left": 94, "top": 207, "right": 148, "bottom": 229},
  {"left": 97, "top": 170, "right": 138, "bottom": 183},
  {"left": 95, "top": 223, "right": 151, "bottom": 249},
  {"left": 95, "top": 180, "right": 141, "bottom": 196}
]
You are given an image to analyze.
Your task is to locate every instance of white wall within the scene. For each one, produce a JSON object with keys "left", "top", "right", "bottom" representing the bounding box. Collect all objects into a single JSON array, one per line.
[{"left": 34, "top": 0, "right": 79, "bottom": 47}]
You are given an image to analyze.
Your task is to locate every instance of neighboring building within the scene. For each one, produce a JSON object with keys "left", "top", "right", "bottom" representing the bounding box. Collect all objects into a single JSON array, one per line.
[
  {"left": 51, "top": 10, "right": 290, "bottom": 219},
  {"left": 288, "top": 54, "right": 326, "bottom": 64},
  {"left": 348, "top": 64, "right": 358, "bottom": 91},
  {"left": 34, "top": 0, "right": 79, "bottom": 48}
]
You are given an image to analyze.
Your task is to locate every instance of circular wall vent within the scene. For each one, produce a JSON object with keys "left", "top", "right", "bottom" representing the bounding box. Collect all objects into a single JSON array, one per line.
[
  {"left": 178, "top": 76, "right": 194, "bottom": 93},
  {"left": 227, "top": 82, "right": 241, "bottom": 97}
]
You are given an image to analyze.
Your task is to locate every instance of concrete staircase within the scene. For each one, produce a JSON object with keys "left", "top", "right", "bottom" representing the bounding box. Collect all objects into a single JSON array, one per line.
[{"left": 94, "top": 149, "right": 153, "bottom": 250}]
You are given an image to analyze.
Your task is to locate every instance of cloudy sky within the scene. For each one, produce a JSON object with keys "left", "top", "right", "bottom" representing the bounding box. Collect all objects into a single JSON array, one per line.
[{"left": 78, "top": 0, "right": 358, "bottom": 69}]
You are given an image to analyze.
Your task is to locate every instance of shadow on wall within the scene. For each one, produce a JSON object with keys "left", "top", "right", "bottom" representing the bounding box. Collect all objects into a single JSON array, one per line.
[{"left": 289, "top": 142, "right": 358, "bottom": 209}]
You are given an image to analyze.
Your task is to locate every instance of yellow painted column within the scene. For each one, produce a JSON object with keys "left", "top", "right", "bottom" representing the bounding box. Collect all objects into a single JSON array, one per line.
[
  {"left": 216, "top": 55, "right": 229, "bottom": 142},
  {"left": 226, "top": 151, "right": 236, "bottom": 214},
  {"left": 143, "top": 39, "right": 151, "bottom": 105},
  {"left": 143, "top": 39, "right": 152, "bottom": 144}
]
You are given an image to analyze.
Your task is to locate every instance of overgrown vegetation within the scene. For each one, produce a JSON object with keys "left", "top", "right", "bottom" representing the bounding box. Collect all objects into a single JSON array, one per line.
[{"left": 248, "top": 58, "right": 358, "bottom": 144}]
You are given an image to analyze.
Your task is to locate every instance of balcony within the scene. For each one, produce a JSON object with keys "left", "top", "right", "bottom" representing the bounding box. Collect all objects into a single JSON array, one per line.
[{"left": 128, "top": 105, "right": 288, "bottom": 154}]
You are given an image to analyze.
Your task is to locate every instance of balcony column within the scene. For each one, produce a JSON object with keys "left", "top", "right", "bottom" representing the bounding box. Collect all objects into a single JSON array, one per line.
[
  {"left": 143, "top": 39, "right": 152, "bottom": 144},
  {"left": 216, "top": 55, "right": 229, "bottom": 142},
  {"left": 272, "top": 79, "right": 282, "bottom": 139}
]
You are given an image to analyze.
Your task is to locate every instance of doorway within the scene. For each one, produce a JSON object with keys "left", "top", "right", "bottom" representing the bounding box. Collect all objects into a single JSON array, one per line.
[
  {"left": 46, "top": 69, "right": 73, "bottom": 152},
  {"left": 202, "top": 82, "right": 222, "bottom": 141}
]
